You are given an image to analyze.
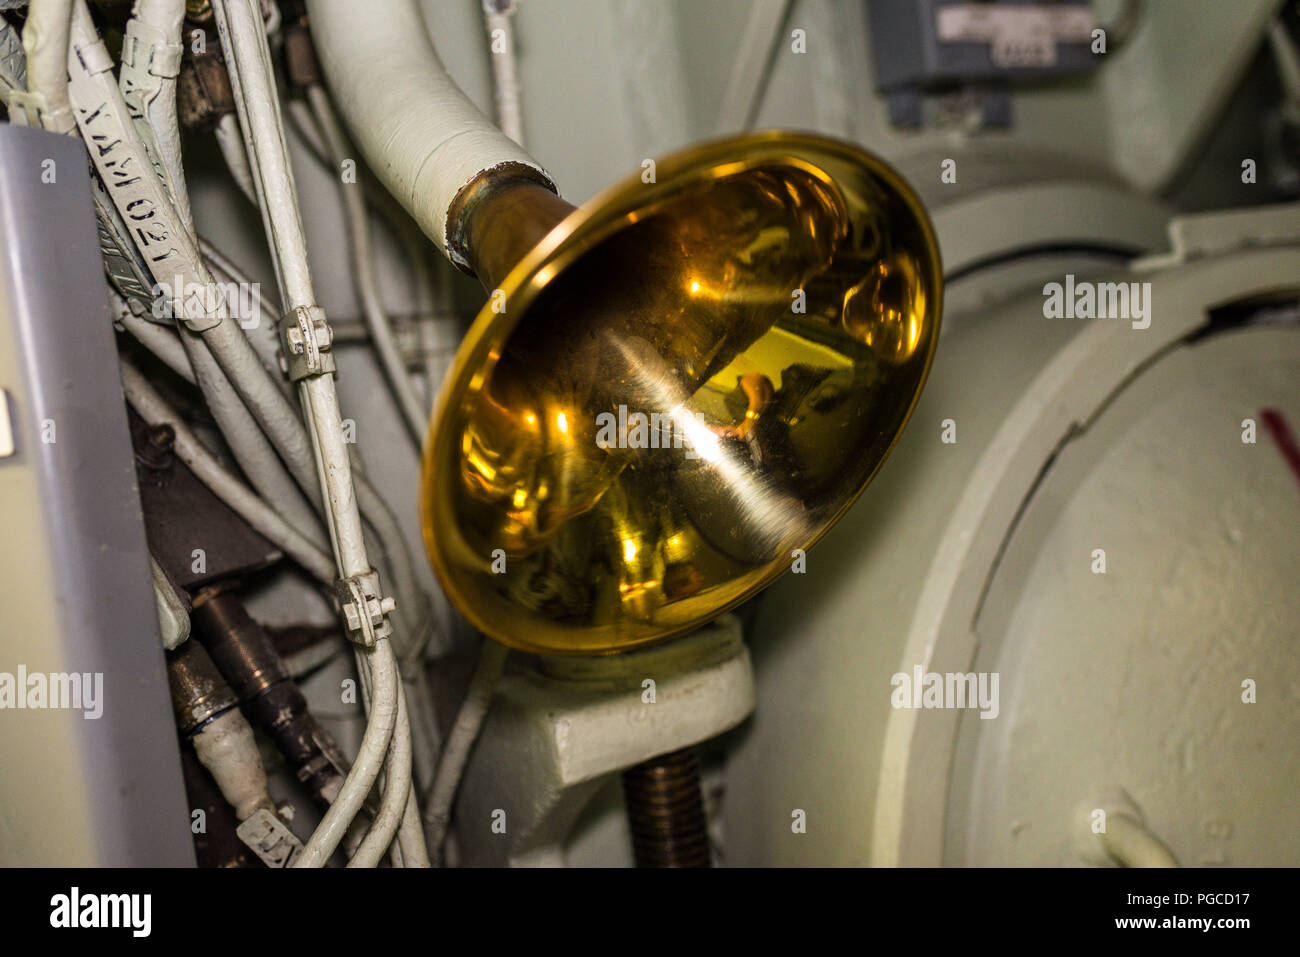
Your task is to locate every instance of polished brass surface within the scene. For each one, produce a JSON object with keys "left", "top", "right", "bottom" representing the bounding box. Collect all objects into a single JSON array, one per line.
[{"left": 421, "top": 132, "right": 942, "bottom": 656}]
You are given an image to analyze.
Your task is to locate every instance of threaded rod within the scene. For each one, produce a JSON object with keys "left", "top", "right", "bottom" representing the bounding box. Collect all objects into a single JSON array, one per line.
[{"left": 622, "top": 748, "right": 711, "bottom": 868}]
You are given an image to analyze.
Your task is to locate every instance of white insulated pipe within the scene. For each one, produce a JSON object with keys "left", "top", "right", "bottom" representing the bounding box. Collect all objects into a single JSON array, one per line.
[{"left": 304, "top": 0, "right": 554, "bottom": 270}]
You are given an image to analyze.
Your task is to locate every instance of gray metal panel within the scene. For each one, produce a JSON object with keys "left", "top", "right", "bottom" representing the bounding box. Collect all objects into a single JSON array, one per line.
[{"left": 0, "top": 123, "right": 194, "bottom": 866}]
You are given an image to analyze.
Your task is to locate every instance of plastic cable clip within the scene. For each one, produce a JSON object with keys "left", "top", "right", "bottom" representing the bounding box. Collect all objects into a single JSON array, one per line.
[
  {"left": 4, "top": 89, "right": 74, "bottom": 133},
  {"left": 235, "top": 807, "right": 303, "bottom": 868}
]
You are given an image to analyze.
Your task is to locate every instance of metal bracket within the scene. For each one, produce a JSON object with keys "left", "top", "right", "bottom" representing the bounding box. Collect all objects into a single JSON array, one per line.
[
  {"left": 335, "top": 570, "right": 395, "bottom": 648},
  {"left": 277, "top": 305, "right": 336, "bottom": 381},
  {"left": 449, "top": 616, "right": 755, "bottom": 866}
]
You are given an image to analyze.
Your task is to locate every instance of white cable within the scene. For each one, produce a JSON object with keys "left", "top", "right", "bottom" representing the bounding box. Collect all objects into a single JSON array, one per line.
[
  {"left": 86, "top": 6, "right": 326, "bottom": 525},
  {"left": 422, "top": 640, "right": 508, "bottom": 865},
  {"left": 66, "top": 0, "right": 331, "bottom": 528},
  {"left": 68, "top": 1, "right": 215, "bottom": 335},
  {"left": 482, "top": 0, "right": 523, "bottom": 144},
  {"left": 306, "top": 1, "right": 539, "bottom": 863},
  {"left": 212, "top": 0, "right": 417, "bottom": 865},
  {"left": 186, "top": 329, "right": 332, "bottom": 544},
  {"left": 73, "top": 0, "right": 424, "bottom": 864},
  {"left": 306, "top": 83, "right": 428, "bottom": 446},
  {"left": 12, "top": 0, "right": 75, "bottom": 132},
  {"left": 120, "top": 294, "right": 325, "bottom": 543},
  {"left": 284, "top": 94, "right": 455, "bottom": 418},
  {"left": 304, "top": 0, "right": 554, "bottom": 267},
  {"left": 66, "top": 4, "right": 324, "bottom": 541},
  {"left": 282, "top": 95, "right": 447, "bottom": 435},
  {"left": 214, "top": 0, "right": 313, "bottom": 308},
  {"left": 115, "top": 307, "right": 315, "bottom": 549},
  {"left": 126, "top": 0, "right": 324, "bottom": 542},
  {"left": 406, "top": 663, "right": 442, "bottom": 795},
  {"left": 1099, "top": 815, "right": 1180, "bottom": 868},
  {"left": 396, "top": 780, "right": 429, "bottom": 867},
  {"left": 120, "top": 360, "right": 338, "bottom": 584},
  {"left": 9, "top": 11, "right": 157, "bottom": 310},
  {"left": 113, "top": 291, "right": 196, "bottom": 383},
  {"left": 293, "top": 641, "right": 400, "bottom": 867},
  {"left": 77, "top": 0, "right": 425, "bottom": 862},
  {"left": 348, "top": 678, "right": 427, "bottom": 867},
  {"left": 215, "top": 112, "right": 259, "bottom": 202},
  {"left": 197, "top": 237, "right": 294, "bottom": 397},
  {"left": 213, "top": 22, "right": 441, "bottom": 666},
  {"left": 209, "top": 4, "right": 421, "bottom": 613},
  {"left": 110, "top": 0, "right": 328, "bottom": 545},
  {"left": 198, "top": 175, "right": 435, "bottom": 670},
  {"left": 120, "top": 0, "right": 190, "bottom": 225},
  {"left": 340, "top": 655, "right": 425, "bottom": 869}
]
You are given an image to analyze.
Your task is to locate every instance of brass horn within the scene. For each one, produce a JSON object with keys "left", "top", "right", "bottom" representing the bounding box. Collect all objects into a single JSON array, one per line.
[{"left": 420, "top": 132, "right": 942, "bottom": 656}]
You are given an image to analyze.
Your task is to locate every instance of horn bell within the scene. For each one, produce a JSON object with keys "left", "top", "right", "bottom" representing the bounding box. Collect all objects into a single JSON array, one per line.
[{"left": 421, "top": 131, "right": 942, "bottom": 656}]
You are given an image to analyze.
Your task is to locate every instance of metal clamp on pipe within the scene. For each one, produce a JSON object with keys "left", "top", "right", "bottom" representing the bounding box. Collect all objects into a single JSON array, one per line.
[{"left": 277, "top": 304, "right": 335, "bottom": 381}]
